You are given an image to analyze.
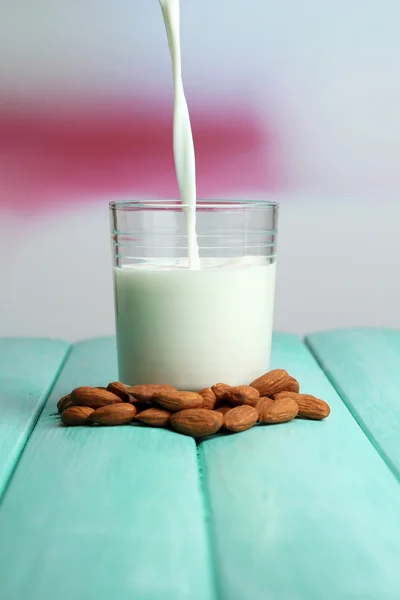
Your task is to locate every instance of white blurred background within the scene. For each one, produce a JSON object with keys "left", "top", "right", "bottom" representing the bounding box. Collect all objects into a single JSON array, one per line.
[{"left": 1, "top": 0, "right": 399, "bottom": 340}]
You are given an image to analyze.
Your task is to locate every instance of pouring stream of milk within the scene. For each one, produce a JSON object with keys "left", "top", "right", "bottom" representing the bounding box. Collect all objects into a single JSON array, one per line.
[{"left": 158, "top": 0, "right": 200, "bottom": 269}]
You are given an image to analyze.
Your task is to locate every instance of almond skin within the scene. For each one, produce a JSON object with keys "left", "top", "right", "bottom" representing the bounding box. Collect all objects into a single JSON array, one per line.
[
  {"left": 89, "top": 403, "right": 136, "bottom": 425},
  {"left": 211, "top": 383, "right": 231, "bottom": 402},
  {"left": 71, "top": 386, "right": 122, "bottom": 409},
  {"left": 296, "top": 396, "right": 330, "bottom": 420},
  {"left": 135, "top": 408, "right": 171, "bottom": 427},
  {"left": 127, "top": 384, "right": 176, "bottom": 402},
  {"left": 199, "top": 388, "right": 216, "bottom": 410},
  {"left": 170, "top": 409, "right": 223, "bottom": 437},
  {"left": 224, "top": 405, "right": 258, "bottom": 432},
  {"left": 227, "top": 385, "right": 259, "bottom": 407},
  {"left": 214, "top": 405, "right": 232, "bottom": 416},
  {"left": 273, "top": 391, "right": 301, "bottom": 401},
  {"left": 107, "top": 381, "right": 131, "bottom": 402},
  {"left": 274, "top": 392, "right": 330, "bottom": 420},
  {"left": 256, "top": 396, "right": 274, "bottom": 418},
  {"left": 61, "top": 405, "right": 94, "bottom": 425},
  {"left": 296, "top": 394, "right": 331, "bottom": 421},
  {"left": 156, "top": 391, "right": 203, "bottom": 412},
  {"left": 57, "top": 394, "right": 72, "bottom": 414},
  {"left": 62, "top": 399, "right": 74, "bottom": 412},
  {"left": 250, "top": 369, "right": 290, "bottom": 397},
  {"left": 260, "top": 397, "right": 298, "bottom": 424},
  {"left": 284, "top": 376, "right": 300, "bottom": 393},
  {"left": 273, "top": 392, "right": 330, "bottom": 420}
]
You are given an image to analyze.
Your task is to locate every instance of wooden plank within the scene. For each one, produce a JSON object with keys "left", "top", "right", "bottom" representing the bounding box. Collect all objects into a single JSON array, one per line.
[
  {"left": 199, "top": 332, "right": 400, "bottom": 600},
  {"left": 0, "top": 338, "right": 216, "bottom": 600},
  {"left": 0, "top": 338, "right": 69, "bottom": 499},
  {"left": 306, "top": 328, "right": 400, "bottom": 479}
]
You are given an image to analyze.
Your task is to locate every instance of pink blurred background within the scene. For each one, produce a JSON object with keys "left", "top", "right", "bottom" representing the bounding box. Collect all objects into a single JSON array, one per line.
[{"left": 1, "top": 0, "right": 399, "bottom": 339}]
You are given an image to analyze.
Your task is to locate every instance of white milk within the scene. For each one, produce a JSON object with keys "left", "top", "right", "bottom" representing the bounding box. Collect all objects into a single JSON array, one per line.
[
  {"left": 158, "top": 0, "right": 199, "bottom": 269},
  {"left": 114, "top": 260, "right": 276, "bottom": 389}
]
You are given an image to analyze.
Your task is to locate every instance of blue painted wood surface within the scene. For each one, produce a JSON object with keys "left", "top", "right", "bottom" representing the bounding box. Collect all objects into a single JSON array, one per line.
[
  {"left": 2, "top": 332, "right": 400, "bottom": 600},
  {"left": 0, "top": 338, "right": 215, "bottom": 600},
  {"left": 0, "top": 338, "right": 69, "bottom": 499},
  {"left": 306, "top": 328, "right": 400, "bottom": 480},
  {"left": 199, "top": 332, "right": 400, "bottom": 600}
]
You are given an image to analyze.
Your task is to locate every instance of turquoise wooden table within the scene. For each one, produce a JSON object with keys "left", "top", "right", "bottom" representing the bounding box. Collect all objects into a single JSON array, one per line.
[{"left": 0, "top": 330, "right": 400, "bottom": 600}]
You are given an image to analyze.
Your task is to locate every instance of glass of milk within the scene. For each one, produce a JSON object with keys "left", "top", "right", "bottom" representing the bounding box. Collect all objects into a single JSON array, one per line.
[{"left": 110, "top": 200, "right": 278, "bottom": 390}]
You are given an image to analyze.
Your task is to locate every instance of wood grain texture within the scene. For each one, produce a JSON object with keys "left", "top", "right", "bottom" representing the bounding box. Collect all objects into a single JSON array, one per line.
[
  {"left": 0, "top": 338, "right": 215, "bottom": 600},
  {"left": 199, "top": 332, "right": 400, "bottom": 600},
  {"left": 306, "top": 328, "right": 400, "bottom": 479},
  {"left": 0, "top": 338, "right": 69, "bottom": 499}
]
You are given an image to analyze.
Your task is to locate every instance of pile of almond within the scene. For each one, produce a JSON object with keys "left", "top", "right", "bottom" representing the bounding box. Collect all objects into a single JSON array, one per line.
[{"left": 57, "top": 369, "right": 330, "bottom": 437}]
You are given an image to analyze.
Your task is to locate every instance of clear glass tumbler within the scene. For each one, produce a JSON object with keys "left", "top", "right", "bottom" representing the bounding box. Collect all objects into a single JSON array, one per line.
[{"left": 110, "top": 200, "right": 278, "bottom": 390}]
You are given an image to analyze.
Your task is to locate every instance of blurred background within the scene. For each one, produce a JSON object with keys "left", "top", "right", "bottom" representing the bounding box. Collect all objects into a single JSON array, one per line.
[{"left": 1, "top": 0, "right": 399, "bottom": 341}]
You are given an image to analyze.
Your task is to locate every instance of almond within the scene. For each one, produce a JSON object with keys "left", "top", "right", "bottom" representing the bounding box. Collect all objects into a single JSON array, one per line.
[
  {"left": 284, "top": 376, "right": 300, "bottom": 393},
  {"left": 57, "top": 394, "right": 72, "bottom": 414},
  {"left": 127, "top": 384, "right": 176, "bottom": 402},
  {"left": 211, "top": 383, "right": 231, "bottom": 402},
  {"left": 62, "top": 399, "right": 74, "bottom": 412},
  {"left": 296, "top": 395, "right": 330, "bottom": 420},
  {"left": 170, "top": 409, "right": 223, "bottom": 437},
  {"left": 214, "top": 405, "right": 232, "bottom": 416},
  {"left": 273, "top": 392, "right": 330, "bottom": 419},
  {"left": 260, "top": 397, "right": 298, "bottom": 424},
  {"left": 273, "top": 391, "right": 300, "bottom": 401},
  {"left": 71, "top": 386, "right": 122, "bottom": 409},
  {"left": 107, "top": 381, "right": 131, "bottom": 402},
  {"left": 61, "top": 405, "right": 94, "bottom": 425},
  {"left": 226, "top": 385, "right": 259, "bottom": 407},
  {"left": 135, "top": 407, "right": 171, "bottom": 427},
  {"left": 89, "top": 403, "right": 136, "bottom": 425},
  {"left": 250, "top": 369, "right": 290, "bottom": 397},
  {"left": 156, "top": 390, "right": 203, "bottom": 412},
  {"left": 199, "top": 388, "right": 216, "bottom": 410},
  {"left": 256, "top": 396, "right": 274, "bottom": 417},
  {"left": 274, "top": 392, "right": 330, "bottom": 420},
  {"left": 224, "top": 405, "right": 258, "bottom": 432}
]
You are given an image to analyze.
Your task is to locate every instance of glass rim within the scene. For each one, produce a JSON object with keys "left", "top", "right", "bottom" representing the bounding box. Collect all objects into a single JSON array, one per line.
[{"left": 109, "top": 199, "right": 279, "bottom": 211}]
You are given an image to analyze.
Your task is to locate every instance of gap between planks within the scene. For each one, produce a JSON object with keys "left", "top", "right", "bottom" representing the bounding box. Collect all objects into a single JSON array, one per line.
[
  {"left": 304, "top": 337, "right": 400, "bottom": 484},
  {"left": 0, "top": 345, "right": 72, "bottom": 507},
  {"left": 196, "top": 440, "right": 222, "bottom": 600}
]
